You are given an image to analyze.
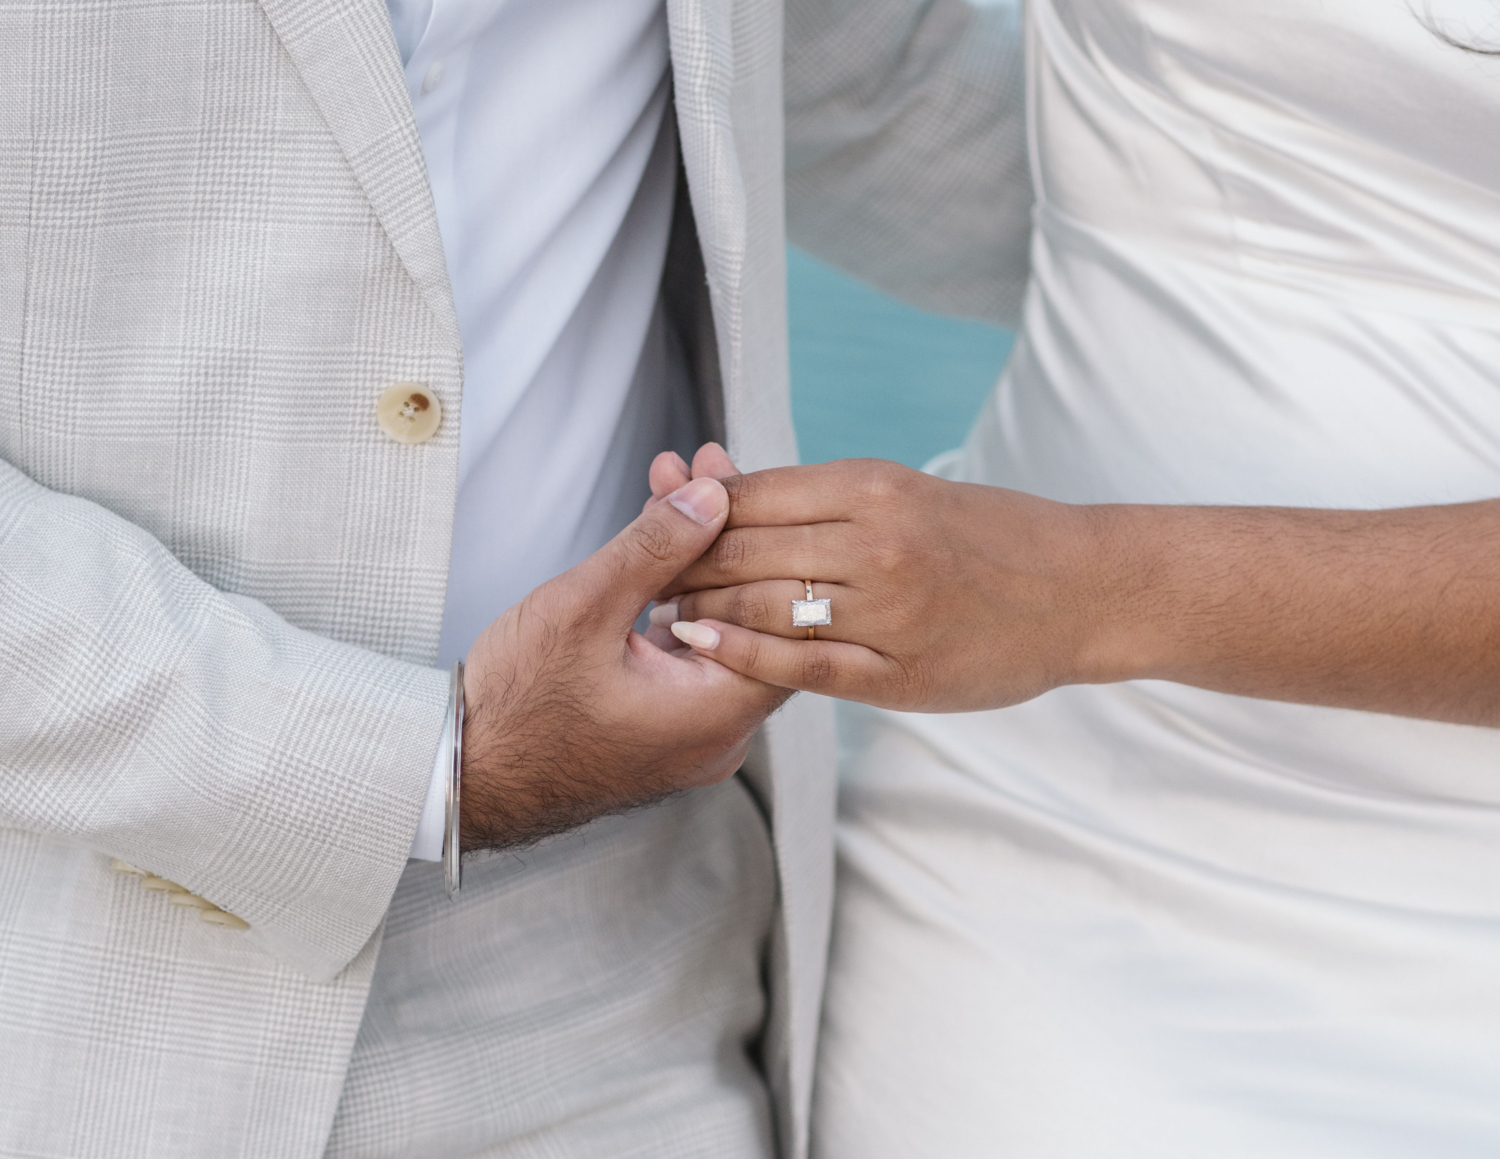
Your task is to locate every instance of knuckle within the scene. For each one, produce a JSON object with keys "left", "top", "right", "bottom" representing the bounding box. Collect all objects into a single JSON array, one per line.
[
  {"left": 725, "top": 587, "right": 752, "bottom": 625},
  {"left": 728, "top": 584, "right": 774, "bottom": 628},
  {"left": 751, "top": 586, "right": 777, "bottom": 626},
  {"left": 628, "top": 519, "right": 680, "bottom": 567},
  {"left": 799, "top": 648, "right": 838, "bottom": 688},
  {"left": 722, "top": 472, "right": 752, "bottom": 503},
  {"left": 740, "top": 632, "right": 767, "bottom": 674},
  {"left": 852, "top": 458, "right": 904, "bottom": 502},
  {"left": 711, "top": 530, "right": 751, "bottom": 572},
  {"left": 721, "top": 470, "right": 761, "bottom": 521}
]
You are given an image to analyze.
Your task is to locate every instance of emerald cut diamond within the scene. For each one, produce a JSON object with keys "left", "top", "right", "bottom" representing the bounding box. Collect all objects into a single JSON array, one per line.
[{"left": 791, "top": 598, "right": 832, "bottom": 628}]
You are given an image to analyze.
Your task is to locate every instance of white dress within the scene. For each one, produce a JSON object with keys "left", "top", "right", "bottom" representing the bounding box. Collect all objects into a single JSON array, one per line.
[{"left": 814, "top": 2, "right": 1500, "bottom": 1155}]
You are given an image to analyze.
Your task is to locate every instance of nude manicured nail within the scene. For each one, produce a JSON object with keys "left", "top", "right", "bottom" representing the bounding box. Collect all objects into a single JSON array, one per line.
[
  {"left": 649, "top": 602, "right": 679, "bottom": 627},
  {"left": 667, "top": 477, "right": 726, "bottom": 525},
  {"left": 671, "top": 621, "right": 720, "bottom": 650}
]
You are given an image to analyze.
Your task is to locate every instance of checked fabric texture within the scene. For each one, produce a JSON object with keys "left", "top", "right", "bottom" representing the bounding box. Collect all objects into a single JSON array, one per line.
[{"left": 0, "top": 0, "right": 1027, "bottom": 1155}]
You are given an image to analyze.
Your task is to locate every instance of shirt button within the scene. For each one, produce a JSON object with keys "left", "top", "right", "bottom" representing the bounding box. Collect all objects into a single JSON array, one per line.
[
  {"left": 421, "top": 61, "right": 445, "bottom": 95},
  {"left": 376, "top": 382, "right": 443, "bottom": 445}
]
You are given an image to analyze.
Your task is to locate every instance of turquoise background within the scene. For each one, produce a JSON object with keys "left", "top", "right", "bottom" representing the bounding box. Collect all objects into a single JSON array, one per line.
[{"left": 786, "top": 246, "right": 1015, "bottom": 469}]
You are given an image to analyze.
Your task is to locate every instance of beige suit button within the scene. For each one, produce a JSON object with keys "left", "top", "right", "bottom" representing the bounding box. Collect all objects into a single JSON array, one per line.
[
  {"left": 376, "top": 382, "right": 442, "bottom": 444},
  {"left": 168, "top": 892, "right": 217, "bottom": 910},
  {"left": 199, "top": 908, "right": 249, "bottom": 930},
  {"left": 140, "top": 876, "right": 188, "bottom": 894},
  {"left": 110, "top": 858, "right": 146, "bottom": 876}
]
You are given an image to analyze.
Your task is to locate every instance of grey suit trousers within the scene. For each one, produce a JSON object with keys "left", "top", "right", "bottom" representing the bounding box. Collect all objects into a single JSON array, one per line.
[{"left": 324, "top": 780, "right": 776, "bottom": 1158}]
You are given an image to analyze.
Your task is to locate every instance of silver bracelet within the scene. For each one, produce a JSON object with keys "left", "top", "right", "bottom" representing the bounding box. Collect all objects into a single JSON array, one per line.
[{"left": 442, "top": 660, "right": 465, "bottom": 900}]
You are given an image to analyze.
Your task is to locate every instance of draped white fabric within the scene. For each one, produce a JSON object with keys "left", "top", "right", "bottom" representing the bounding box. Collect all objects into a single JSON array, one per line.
[{"left": 815, "top": 2, "right": 1500, "bottom": 1154}]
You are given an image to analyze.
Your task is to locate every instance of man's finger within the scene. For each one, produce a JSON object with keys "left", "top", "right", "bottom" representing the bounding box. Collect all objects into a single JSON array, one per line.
[
  {"left": 644, "top": 451, "right": 691, "bottom": 511},
  {"left": 565, "top": 476, "right": 730, "bottom": 629},
  {"left": 619, "top": 629, "right": 796, "bottom": 747},
  {"left": 642, "top": 441, "right": 735, "bottom": 513},
  {"left": 667, "top": 618, "right": 890, "bottom": 699},
  {"left": 691, "top": 442, "right": 739, "bottom": 480}
]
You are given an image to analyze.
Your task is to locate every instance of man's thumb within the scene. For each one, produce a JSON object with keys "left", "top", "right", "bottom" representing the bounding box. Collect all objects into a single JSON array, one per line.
[{"left": 574, "top": 476, "right": 729, "bottom": 626}]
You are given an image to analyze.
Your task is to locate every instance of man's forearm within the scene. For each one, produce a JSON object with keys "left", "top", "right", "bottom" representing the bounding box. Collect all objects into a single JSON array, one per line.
[{"left": 1093, "top": 499, "right": 1500, "bottom": 726}]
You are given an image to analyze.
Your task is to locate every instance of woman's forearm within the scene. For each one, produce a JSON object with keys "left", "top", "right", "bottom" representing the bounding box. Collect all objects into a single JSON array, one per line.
[{"left": 1092, "top": 499, "right": 1500, "bottom": 726}]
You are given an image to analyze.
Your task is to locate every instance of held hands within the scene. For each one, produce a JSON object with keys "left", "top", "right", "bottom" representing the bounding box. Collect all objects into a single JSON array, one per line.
[
  {"left": 654, "top": 457, "right": 1137, "bottom": 713},
  {"left": 458, "top": 454, "right": 789, "bottom": 853},
  {"left": 453, "top": 442, "right": 1142, "bottom": 855}
]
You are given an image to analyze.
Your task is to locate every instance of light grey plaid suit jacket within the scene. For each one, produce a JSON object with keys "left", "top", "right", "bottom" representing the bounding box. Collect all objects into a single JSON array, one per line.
[{"left": 0, "top": 1, "right": 1028, "bottom": 1155}]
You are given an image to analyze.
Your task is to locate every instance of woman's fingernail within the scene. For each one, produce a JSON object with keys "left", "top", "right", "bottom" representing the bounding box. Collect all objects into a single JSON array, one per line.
[
  {"left": 648, "top": 602, "right": 679, "bottom": 627},
  {"left": 671, "top": 621, "right": 720, "bottom": 650},
  {"left": 667, "top": 477, "right": 726, "bottom": 525}
]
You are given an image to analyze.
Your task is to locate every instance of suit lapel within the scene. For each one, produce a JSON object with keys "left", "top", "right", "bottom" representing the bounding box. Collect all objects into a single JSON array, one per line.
[
  {"left": 665, "top": 0, "right": 746, "bottom": 410},
  {"left": 256, "top": 0, "right": 737, "bottom": 394},
  {"left": 254, "top": 0, "right": 459, "bottom": 346}
]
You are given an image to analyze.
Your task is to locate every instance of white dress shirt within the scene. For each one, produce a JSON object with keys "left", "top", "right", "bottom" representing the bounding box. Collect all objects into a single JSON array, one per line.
[{"left": 385, "top": 0, "right": 691, "bottom": 859}]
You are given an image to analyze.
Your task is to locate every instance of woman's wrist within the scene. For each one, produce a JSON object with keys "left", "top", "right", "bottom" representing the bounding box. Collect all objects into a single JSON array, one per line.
[{"left": 1065, "top": 503, "right": 1188, "bottom": 689}]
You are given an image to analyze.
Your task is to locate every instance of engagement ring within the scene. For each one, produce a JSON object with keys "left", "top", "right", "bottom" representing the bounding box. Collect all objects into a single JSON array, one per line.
[{"left": 791, "top": 580, "right": 832, "bottom": 639}]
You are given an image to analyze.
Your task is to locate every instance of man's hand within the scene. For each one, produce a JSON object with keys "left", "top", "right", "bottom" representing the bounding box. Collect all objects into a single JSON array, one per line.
[
  {"left": 458, "top": 473, "right": 790, "bottom": 852},
  {"left": 655, "top": 458, "right": 1500, "bottom": 726}
]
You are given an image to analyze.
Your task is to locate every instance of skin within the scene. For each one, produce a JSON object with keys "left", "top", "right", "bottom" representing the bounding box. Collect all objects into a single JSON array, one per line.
[
  {"left": 457, "top": 454, "right": 789, "bottom": 853},
  {"left": 651, "top": 452, "right": 1500, "bottom": 727}
]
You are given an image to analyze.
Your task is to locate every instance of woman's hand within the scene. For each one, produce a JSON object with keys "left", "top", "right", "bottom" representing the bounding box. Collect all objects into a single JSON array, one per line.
[{"left": 653, "top": 458, "right": 1133, "bottom": 712}]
